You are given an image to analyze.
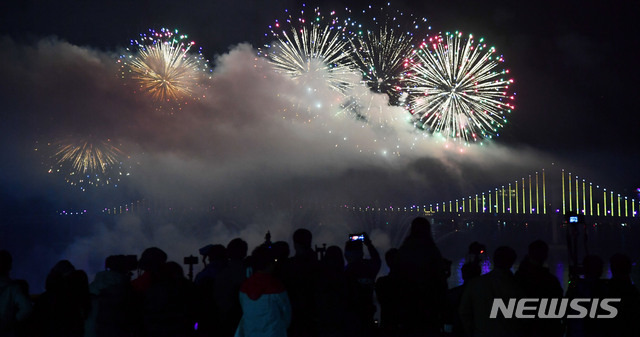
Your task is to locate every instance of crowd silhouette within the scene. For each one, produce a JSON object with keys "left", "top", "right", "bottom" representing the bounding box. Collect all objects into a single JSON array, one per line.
[{"left": 1, "top": 216, "right": 639, "bottom": 337}]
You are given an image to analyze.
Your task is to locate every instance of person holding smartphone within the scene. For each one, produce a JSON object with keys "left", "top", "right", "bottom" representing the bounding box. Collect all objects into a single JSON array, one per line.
[{"left": 343, "top": 232, "right": 381, "bottom": 337}]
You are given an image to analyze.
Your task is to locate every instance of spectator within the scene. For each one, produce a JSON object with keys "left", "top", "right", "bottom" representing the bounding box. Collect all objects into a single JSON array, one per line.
[
  {"left": 316, "top": 245, "right": 347, "bottom": 337},
  {"left": 444, "top": 262, "right": 481, "bottom": 337},
  {"left": 343, "top": 234, "right": 381, "bottom": 337},
  {"left": 235, "top": 245, "right": 291, "bottom": 337},
  {"left": 282, "top": 228, "right": 319, "bottom": 337},
  {"left": 0, "top": 250, "right": 33, "bottom": 335},
  {"left": 604, "top": 253, "right": 640, "bottom": 337},
  {"left": 459, "top": 246, "right": 524, "bottom": 337},
  {"left": 272, "top": 241, "right": 290, "bottom": 281},
  {"left": 85, "top": 255, "right": 136, "bottom": 337},
  {"left": 142, "top": 261, "right": 197, "bottom": 337},
  {"left": 213, "top": 238, "right": 249, "bottom": 337},
  {"left": 32, "top": 260, "right": 91, "bottom": 337},
  {"left": 194, "top": 244, "right": 227, "bottom": 336},
  {"left": 515, "top": 240, "right": 564, "bottom": 337},
  {"left": 132, "top": 247, "right": 167, "bottom": 293},
  {"left": 394, "top": 216, "right": 448, "bottom": 335},
  {"left": 195, "top": 244, "right": 228, "bottom": 286},
  {"left": 129, "top": 247, "right": 168, "bottom": 336},
  {"left": 467, "top": 241, "right": 487, "bottom": 266},
  {"left": 566, "top": 255, "right": 607, "bottom": 337},
  {"left": 375, "top": 248, "right": 401, "bottom": 336}
]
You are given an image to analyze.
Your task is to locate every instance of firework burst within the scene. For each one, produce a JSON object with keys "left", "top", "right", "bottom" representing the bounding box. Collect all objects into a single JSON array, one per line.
[
  {"left": 403, "top": 31, "right": 515, "bottom": 144},
  {"left": 349, "top": 4, "right": 431, "bottom": 105},
  {"left": 38, "top": 136, "right": 132, "bottom": 190},
  {"left": 261, "top": 7, "right": 358, "bottom": 94},
  {"left": 119, "top": 28, "right": 211, "bottom": 106}
]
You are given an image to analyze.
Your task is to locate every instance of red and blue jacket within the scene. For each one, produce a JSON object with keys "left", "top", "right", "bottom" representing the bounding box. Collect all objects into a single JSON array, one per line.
[{"left": 235, "top": 272, "right": 291, "bottom": 337}]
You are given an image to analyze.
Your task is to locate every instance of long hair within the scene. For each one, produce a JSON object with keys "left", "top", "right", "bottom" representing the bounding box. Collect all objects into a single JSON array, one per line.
[{"left": 402, "top": 217, "right": 434, "bottom": 246}]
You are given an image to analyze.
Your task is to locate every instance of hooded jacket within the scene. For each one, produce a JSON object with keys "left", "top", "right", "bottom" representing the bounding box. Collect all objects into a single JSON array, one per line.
[{"left": 235, "top": 272, "right": 291, "bottom": 337}]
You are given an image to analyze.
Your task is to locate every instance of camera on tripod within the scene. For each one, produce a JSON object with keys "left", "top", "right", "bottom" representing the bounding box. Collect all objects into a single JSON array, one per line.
[
  {"left": 564, "top": 212, "right": 588, "bottom": 281},
  {"left": 183, "top": 255, "right": 199, "bottom": 265}
]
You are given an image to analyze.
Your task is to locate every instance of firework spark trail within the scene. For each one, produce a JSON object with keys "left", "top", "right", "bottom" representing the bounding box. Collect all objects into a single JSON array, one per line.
[
  {"left": 263, "top": 8, "right": 358, "bottom": 94},
  {"left": 344, "top": 26, "right": 416, "bottom": 128},
  {"left": 128, "top": 41, "right": 199, "bottom": 101},
  {"left": 119, "top": 28, "right": 211, "bottom": 104},
  {"left": 404, "top": 32, "right": 515, "bottom": 144},
  {"left": 43, "top": 136, "right": 131, "bottom": 190},
  {"left": 273, "top": 25, "right": 355, "bottom": 93},
  {"left": 258, "top": 6, "right": 429, "bottom": 157},
  {"left": 352, "top": 26, "right": 414, "bottom": 95},
  {"left": 349, "top": 4, "right": 431, "bottom": 105},
  {"left": 53, "top": 138, "right": 122, "bottom": 174}
]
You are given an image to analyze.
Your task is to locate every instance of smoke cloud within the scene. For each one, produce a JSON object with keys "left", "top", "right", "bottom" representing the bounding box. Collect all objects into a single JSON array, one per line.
[{"left": 0, "top": 36, "right": 554, "bottom": 291}]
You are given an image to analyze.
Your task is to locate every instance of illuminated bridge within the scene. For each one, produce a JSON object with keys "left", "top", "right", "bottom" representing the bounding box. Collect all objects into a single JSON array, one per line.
[
  {"left": 93, "top": 167, "right": 639, "bottom": 225},
  {"left": 345, "top": 167, "right": 639, "bottom": 226}
]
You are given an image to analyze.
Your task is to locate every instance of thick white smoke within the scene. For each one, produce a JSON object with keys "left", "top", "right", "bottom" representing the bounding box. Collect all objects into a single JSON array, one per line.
[{"left": 0, "top": 37, "right": 553, "bottom": 291}]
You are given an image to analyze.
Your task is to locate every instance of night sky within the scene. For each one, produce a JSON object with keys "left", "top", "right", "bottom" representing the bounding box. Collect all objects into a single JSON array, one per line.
[
  {"left": 1, "top": 0, "right": 637, "bottom": 185},
  {"left": 0, "top": 0, "right": 639, "bottom": 290}
]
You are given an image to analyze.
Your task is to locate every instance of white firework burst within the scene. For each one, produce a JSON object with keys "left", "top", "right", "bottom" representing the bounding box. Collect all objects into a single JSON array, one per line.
[
  {"left": 262, "top": 8, "right": 357, "bottom": 94},
  {"left": 403, "top": 31, "right": 515, "bottom": 144},
  {"left": 349, "top": 3, "right": 431, "bottom": 105}
]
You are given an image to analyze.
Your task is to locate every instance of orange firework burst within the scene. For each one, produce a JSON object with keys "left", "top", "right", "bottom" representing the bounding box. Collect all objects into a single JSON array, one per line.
[
  {"left": 52, "top": 137, "right": 122, "bottom": 174},
  {"left": 38, "top": 136, "right": 132, "bottom": 190},
  {"left": 119, "top": 28, "right": 211, "bottom": 103}
]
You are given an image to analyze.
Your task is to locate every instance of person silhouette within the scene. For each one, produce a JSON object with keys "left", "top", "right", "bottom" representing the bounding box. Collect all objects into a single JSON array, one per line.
[
  {"left": 343, "top": 233, "right": 380, "bottom": 337},
  {"left": 316, "top": 245, "right": 347, "bottom": 337},
  {"left": 235, "top": 245, "right": 291, "bottom": 337},
  {"left": 213, "top": 238, "right": 249, "bottom": 337},
  {"left": 445, "top": 261, "right": 481, "bottom": 337},
  {"left": 132, "top": 247, "right": 167, "bottom": 293},
  {"left": 459, "top": 246, "right": 525, "bottom": 337},
  {"left": 281, "top": 228, "right": 320, "bottom": 337},
  {"left": 143, "top": 261, "right": 197, "bottom": 337},
  {"left": 515, "top": 240, "right": 563, "bottom": 337},
  {"left": 193, "top": 244, "right": 227, "bottom": 336},
  {"left": 32, "top": 260, "right": 91, "bottom": 337},
  {"left": 603, "top": 253, "right": 640, "bottom": 337},
  {"left": 566, "top": 255, "right": 607, "bottom": 337},
  {"left": 0, "top": 250, "right": 33, "bottom": 335},
  {"left": 85, "top": 255, "right": 136, "bottom": 337},
  {"left": 375, "top": 248, "right": 401, "bottom": 336},
  {"left": 394, "top": 216, "right": 448, "bottom": 335}
]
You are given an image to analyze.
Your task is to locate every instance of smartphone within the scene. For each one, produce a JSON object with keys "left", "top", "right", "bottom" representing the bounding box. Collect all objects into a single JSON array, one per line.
[{"left": 349, "top": 233, "right": 365, "bottom": 241}]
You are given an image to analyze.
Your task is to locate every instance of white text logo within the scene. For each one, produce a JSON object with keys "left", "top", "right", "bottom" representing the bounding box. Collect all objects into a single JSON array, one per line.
[{"left": 490, "top": 298, "right": 621, "bottom": 319}]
